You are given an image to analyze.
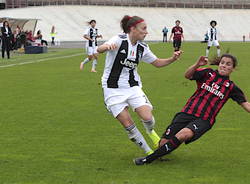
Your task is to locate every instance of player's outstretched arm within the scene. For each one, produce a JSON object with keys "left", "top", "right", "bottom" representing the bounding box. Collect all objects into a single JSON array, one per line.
[
  {"left": 151, "top": 50, "right": 183, "bottom": 68},
  {"left": 241, "top": 102, "right": 250, "bottom": 113},
  {"left": 185, "top": 56, "right": 208, "bottom": 79},
  {"left": 97, "top": 43, "right": 117, "bottom": 53}
]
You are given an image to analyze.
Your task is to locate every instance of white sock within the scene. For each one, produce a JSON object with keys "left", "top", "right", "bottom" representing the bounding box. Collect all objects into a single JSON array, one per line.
[
  {"left": 92, "top": 59, "right": 97, "bottom": 70},
  {"left": 82, "top": 58, "right": 90, "bottom": 65},
  {"left": 126, "top": 124, "right": 152, "bottom": 154},
  {"left": 206, "top": 49, "right": 209, "bottom": 57},
  {"left": 217, "top": 49, "right": 221, "bottom": 57},
  {"left": 141, "top": 116, "right": 155, "bottom": 134}
]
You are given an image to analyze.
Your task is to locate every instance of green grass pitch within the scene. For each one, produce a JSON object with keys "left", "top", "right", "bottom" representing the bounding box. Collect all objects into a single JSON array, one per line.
[{"left": 0, "top": 42, "right": 249, "bottom": 184}]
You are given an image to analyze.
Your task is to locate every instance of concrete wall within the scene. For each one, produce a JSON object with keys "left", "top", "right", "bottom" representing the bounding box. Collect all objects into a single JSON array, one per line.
[{"left": 1, "top": 5, "right": 250, "bottom": 42}]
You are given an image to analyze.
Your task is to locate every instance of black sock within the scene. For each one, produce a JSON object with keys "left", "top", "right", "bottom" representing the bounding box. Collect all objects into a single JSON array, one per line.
[{"left": 145, "top": 136, "right": 181, "bottom": 163}]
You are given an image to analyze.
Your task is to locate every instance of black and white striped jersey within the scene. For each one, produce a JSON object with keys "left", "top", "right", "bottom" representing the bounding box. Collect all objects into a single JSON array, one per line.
[
  {"left": 207, "top": 27, "right": 218, "bottom": 41},
  {"left": 101, "top": 33, "right": 157, "bottom": 89},
  {"left": 84, "top": 27, "right": 99, "bottom": 47}
]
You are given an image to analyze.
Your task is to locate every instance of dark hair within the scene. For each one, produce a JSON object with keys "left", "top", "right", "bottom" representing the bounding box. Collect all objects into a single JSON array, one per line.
[
  {"left": 3, "top": 21, "right": 9, "bottom": 27},
  {"left": 88, "top": 20, "right": 96, "bottom": 24},
  {"left": 210, "top": 54, "right": 237, "bottom": 68},
  {"left": 120, "top": 15, "right": 144, "bottom": 33},
  {"left": 176, "top": 20, "right": 180, "bottom": 23},
  {"left": 210, "top": 20, "right": 217, "bottom": 26}
]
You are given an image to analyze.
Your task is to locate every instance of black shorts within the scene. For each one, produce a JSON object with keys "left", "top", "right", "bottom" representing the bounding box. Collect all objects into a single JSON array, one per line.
[
  {"left": 162, "top": 112, "right": 212, "bottom": 144},
  {"left": 173, "top": 40, "right": 182, "bottom": 49}
]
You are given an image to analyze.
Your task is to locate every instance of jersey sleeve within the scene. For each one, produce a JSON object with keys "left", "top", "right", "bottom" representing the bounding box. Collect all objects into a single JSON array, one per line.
[
  {"left": 191, "top": 68, "right": 211, "bottom": 82},
  {"left": 141, "top": 46, "right": 157, "bottom": 64},
  {"left": 230, "top": 85, "right": 247, "bottom": 105},
  {"left": 103, "top": 35, "right": 122, "bottom": 51}
]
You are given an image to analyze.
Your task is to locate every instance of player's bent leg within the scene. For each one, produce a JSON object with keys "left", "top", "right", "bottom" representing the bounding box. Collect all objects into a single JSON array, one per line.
[
  {"left": 134, "top": 127, "right": 193, "bottom": 165},
  {"left": 80, "top": 55, "right": 93, "bottom": 70},
  {"left": 135, "top": 105, "right": 160, "bottom": 149},
  {"left": 91, "top": 60, "right": 97, "bottom": 72},
  {"left": 116, "top": 107, "right": 153, "bottom": 155},
  {"left": 134, "top": 135, "right": 182, "bottom": 165},
  {"left": 91, "top": 54, "right": 98, "bottom": 72},
  {"left": 159, "top": 138, "right": 169, "bottom": 147},
  {"left": 175, "top": 128, "right": 194, "bottom": 142}
]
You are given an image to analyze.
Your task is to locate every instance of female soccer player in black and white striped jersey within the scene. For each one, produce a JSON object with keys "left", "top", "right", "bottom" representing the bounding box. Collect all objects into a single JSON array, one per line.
[
  {"left": 97, "top": 15, "right": 183, "bottom": 156},
  {"left": 80, "top": 20, "right": 102, "bottom": 72},
  {"left": 134, "top": 54, "right": 250, "bottom": 165}
]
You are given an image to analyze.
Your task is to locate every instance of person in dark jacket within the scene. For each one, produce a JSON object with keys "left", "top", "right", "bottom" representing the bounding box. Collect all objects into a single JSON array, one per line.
[{"left": 1, "top": 21, "right": 12, "bottom": 59}]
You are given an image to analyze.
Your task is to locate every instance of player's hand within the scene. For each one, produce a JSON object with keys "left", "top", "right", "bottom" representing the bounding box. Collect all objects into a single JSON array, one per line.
[
  {"left": 106, "top": 43, "right": 117, "bottom": 51},
  {"left": 172, "top": 50, "right": 183, "bottom": 60},
  {"left": 197, "top": 56, "right": 208, "bottom": 66}
]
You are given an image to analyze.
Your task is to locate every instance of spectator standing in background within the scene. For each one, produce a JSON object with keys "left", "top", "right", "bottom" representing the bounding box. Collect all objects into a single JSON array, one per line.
[
  {"left": 162, "top": 26, "right": 168, "bottom": 42},
  {"left": 50, "top": 26, "right": 57, "bottom": 46},
  {"left": 1, "top": 21, "right": 12, "bottom": 59}
]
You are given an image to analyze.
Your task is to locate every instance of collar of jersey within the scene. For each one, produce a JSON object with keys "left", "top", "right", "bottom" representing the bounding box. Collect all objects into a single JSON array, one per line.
[{"left": 215, "top": 70, "right": 230, "bottom": 79}]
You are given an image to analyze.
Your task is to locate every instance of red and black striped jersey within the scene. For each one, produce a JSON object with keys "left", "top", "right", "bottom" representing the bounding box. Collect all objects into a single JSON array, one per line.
[
  {"left": 181, "top": 68, "right": 246, "bottom": 125},
  {"left": 171, "top": 26, "right": 183, "bottom": 41}
]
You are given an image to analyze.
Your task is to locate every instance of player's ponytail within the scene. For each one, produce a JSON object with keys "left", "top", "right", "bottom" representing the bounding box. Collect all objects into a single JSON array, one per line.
[{"left": 120, "top": 15, "right": 144, "bottom": 33}]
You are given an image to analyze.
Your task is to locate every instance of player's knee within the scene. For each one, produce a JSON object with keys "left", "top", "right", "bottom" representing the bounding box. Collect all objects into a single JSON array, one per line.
[
  {"left": 141, "top": 114, "right": 153, "bottom": 122},
  {"left": 175, "top": 128, "right": 194, "bottom": 142},
  {"left": 159, "top": 138, "right": 168, "bottom": 147},
  {"left": 88, "top": 56, "right": 93, "bottom": 60}
]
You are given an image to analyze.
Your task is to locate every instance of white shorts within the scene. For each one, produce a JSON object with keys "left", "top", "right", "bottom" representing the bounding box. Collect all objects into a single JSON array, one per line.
[
  {"left": 103, "top": 86, "right": 153, "bottom": 118},
  {"left": 208, "top": 40, "right": 220, "bottom": 47},
  {"left": 86, "top": 46, "right": 98, "bottom": 55}
]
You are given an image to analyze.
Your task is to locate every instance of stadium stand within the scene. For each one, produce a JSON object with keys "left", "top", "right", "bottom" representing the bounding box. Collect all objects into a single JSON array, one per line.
[
  {"left": 4, "top": 0, "right": 250, "bottom": 9},
  {"left": 1, "top": 3, "right": 250, "bottom": 42}
]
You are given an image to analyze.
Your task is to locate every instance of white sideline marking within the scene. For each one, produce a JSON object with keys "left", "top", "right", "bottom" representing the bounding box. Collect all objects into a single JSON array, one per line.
[{"left": 0, "top": 53, "right": 82, "bottom": 69}]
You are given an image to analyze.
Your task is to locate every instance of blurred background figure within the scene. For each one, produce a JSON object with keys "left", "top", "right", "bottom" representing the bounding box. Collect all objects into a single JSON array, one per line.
[
  {"left": 50, "top": 25, "right": 57, "bottom": 46},
  {"left": 1, "top": 20, "right": 12, "bottom": 59},
  {"left": 162, "top": 26, "right": 168, "bottom": 42},
  {"left": 35, "top": 30, "right": 48, "bottom": 46},
  {"left": 80, "top": 20, "right": 102, "bottom": 72}
]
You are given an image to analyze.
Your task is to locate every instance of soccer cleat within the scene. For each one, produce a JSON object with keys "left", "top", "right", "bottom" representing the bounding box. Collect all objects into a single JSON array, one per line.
[
  {"left": 147, "top": 130, "right": 160, "bottom": 149},
  {"left": 90, "top": 69, "right": 97, "bottom": 72},
  {"left": 133, "top": 157, "right": 147, "bottom": 166},
  {"left": 80, "top": 62, "right": 84, "bottom": 70}
]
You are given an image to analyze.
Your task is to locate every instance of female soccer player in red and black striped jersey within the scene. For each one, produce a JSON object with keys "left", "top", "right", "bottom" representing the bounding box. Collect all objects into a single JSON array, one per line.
[
  {"left": 134, "top": 54, "right": 250, "bottom": 165},
  {"left": 169, "top": 20, "right": 184, "bottom": 51},
  {"left": 97, "top": 15, "right": 183, "bottom": 156}
]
